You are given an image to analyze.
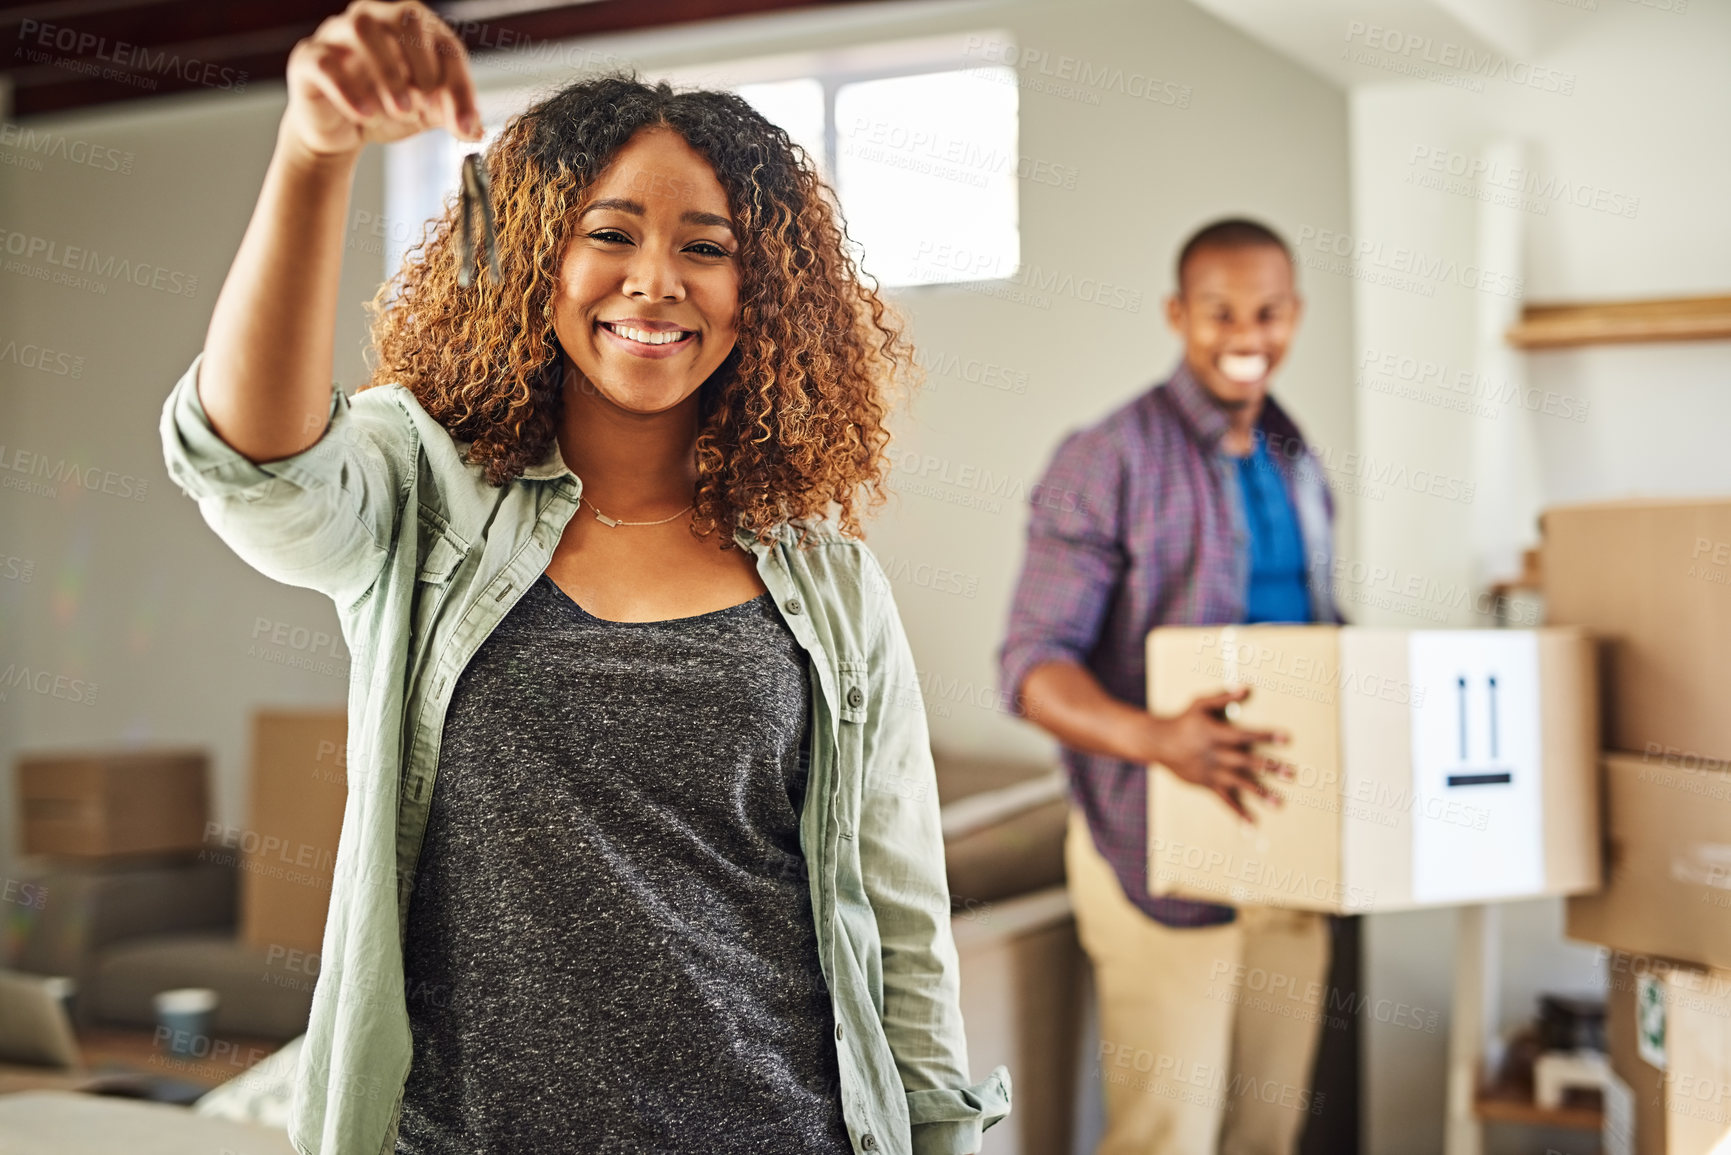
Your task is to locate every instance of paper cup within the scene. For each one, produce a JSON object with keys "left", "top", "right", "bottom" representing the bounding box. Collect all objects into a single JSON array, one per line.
[{"left": 153, "top": 987, "right": 219, "bottom": 1056}]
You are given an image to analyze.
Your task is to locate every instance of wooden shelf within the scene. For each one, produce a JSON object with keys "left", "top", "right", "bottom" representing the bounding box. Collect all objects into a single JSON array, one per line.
[
  {"left": 1488, "top": 547, "right": 1544, "bottom": 603},
  {"left": 1474, "top": 1080, "right": 1603, "bottom": 1132},
  {"left": 1506, "top": 293, "right": 1731, "bottom": 349}
]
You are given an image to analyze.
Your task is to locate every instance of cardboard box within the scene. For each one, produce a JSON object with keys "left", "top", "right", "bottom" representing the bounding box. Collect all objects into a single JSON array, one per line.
[
  {"left": 230, "top": 710, "right": 348, "bottom": 955},
  {"left": 1663, "top": 966, "right": 1731, "bottom": 1155},
  {"left": 1145, "top": 626, "right": 1599, "bottom": 913},
  {"left": 1603, "top": 956, "right": 1731, "bottom": 1155},
  {"left": 1542, "top": 499, "right": 1731, "bottom": 765},
  {"left": 1605, "top": 956, "right": 1671, "bottom": 1155},
  {"left": 953, "top": 885, "right": 1083, "bottom": 1155},
  {"left": 1568, "top": 752, "right": 1731, "bottom": 972},
  {"left": 933, "top": 750, "right": 1067, "bottom": 907},
  {"left": 16, "top": 749, "right": 209, "bottom": 858}
]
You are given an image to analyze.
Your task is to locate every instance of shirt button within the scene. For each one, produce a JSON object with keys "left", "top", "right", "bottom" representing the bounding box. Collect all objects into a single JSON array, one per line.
[
  {"left": 834, "top": 1022, "right": 843, "bottom": 1041},
  {"left": 786, "top": 597, "right": 804, "bottom": 615},
  {"left": 846, "top": 686, "right": 864, "bottom": 708},
  {"left": 862, "top": 1135, "right": 878, "bottom": 1151}
]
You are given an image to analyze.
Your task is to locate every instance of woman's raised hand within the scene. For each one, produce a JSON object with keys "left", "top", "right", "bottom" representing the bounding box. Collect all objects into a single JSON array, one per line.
[{"left": 283, "top": 0, "right": 484, "bottom": 159}]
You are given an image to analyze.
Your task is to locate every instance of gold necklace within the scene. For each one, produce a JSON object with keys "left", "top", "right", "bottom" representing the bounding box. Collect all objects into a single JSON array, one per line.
[{"left": 580, "top": 495, "right": 694, "bottom": 528}]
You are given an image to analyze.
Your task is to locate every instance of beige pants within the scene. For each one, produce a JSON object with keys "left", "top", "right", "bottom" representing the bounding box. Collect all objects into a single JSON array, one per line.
[{"left": 1066, "top": 810, "right": 1331, "bottom": 1155}]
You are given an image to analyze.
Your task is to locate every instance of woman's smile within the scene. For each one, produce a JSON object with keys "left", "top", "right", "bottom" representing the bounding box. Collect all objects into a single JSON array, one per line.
[{"left": 596, "top": 317, "right": 699, "bottom": 359}]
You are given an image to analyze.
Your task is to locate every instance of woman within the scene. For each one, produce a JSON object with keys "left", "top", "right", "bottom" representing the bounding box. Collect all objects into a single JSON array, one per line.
[{"left": 158, "top": 2, "right": 1011, "bottom": 1153}]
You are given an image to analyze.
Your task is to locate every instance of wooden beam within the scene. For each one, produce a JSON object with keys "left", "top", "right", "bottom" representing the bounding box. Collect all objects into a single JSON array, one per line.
[
  {"left": 0, "top": 1, "right": 340, "bottom": 49},
  {"left": 0, "top": 0, "right": 889, "bottom": 118},
  {"left": 1506, "top": 293, "right": 1731, "bottom": 350},
  {"left": 3, "top": 0, "right": 340, "bottom": 117},
  {"left": 442, "top": 0, "right": 876, "bottom": 43}
]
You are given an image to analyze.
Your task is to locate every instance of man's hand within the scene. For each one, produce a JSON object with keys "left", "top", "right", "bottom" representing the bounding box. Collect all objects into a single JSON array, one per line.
[
  {"left": 1015, "top": 661, "right": 1298, "bottom": 823},
  {"left": 1142, "top": 687, "right": 1294, "bottom": 822}
]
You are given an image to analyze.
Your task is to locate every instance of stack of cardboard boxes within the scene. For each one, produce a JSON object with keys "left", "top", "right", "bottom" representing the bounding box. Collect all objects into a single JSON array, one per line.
[
  {"left": 222, "top": 709, "right": 350, "bottom": 959},
  {"left": 1547, "top": 499, "right": 1731, "bottom": 1155},
  {"left": 17, "top": 713, "right": 350, "bottom": 964},
  {"left": 12, "top": 712, "right": 350, "bottom": 1038},
  {"left": 17, "top": 749, "right": 210, "bottom": 861},
  {"left": 11, "top": 748, "right": 224, "bottom": 1034}
]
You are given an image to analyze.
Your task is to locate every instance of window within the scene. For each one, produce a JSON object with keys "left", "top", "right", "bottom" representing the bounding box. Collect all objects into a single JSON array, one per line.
[
  {"left": 379, "top": 118, "right": 506, "bottom": 287},
  {"left": 733, "top": 77, "right": 826, "bottom": 169},
  {"left": 381, "top": 32, "right": 1020, "bottom": 290},
  {"left": 830, "top": 68, "right": 1019, "bottom": 287}
]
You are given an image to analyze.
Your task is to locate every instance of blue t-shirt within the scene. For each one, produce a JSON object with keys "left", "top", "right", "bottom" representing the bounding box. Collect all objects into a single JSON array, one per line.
[{"left": 1233, "top": 439, "right": 1312, "bottom": 624}]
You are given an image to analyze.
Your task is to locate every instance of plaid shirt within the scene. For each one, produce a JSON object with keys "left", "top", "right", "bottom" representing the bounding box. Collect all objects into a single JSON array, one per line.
[{"left": 998, "top": 360, "right": 1343, "bottom": 927}]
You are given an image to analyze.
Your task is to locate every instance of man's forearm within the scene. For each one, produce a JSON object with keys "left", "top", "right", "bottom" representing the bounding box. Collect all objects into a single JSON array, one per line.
[{"left": 1019, "top": 659, "right": 1155, "bottom": 764}]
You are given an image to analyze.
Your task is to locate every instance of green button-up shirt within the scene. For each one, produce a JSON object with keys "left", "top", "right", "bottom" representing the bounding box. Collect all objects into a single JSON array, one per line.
[{"left": 159, "top": 352, "right": 1011, "bottom": 1155}]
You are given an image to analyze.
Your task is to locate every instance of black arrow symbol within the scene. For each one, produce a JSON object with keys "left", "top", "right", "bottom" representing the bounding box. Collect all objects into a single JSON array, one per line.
[
  {"left": 1488, "top": 675, "right": 1499, "bottom": 760},
  {"left": 1457, "top": 675, "right": 1469, "bottom": 761}
]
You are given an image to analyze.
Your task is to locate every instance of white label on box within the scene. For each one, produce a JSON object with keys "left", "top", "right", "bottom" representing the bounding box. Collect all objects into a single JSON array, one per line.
[
  {"left": 1407, "top": 631, "right": 1543, "bottom": 903},
  {"left": 1602, "top": 1071, "right": 1634, "bottom": 1155},
  {"left": 1637, "top": 973, "right": 1666, "bottom": 1070}
]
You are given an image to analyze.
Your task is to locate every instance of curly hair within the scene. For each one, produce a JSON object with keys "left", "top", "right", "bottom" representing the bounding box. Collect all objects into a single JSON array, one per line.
[{"left": 360, "top": 75, "right": 915, "bottom": 545}]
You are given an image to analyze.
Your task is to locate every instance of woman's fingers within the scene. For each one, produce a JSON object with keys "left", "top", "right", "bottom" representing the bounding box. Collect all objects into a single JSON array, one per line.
[
  {"left": 383, "top": 3, "right": 483, "bottom": 140},
  {"left": 394, "top": 6, "right": 444, "bottom": 94},
  {"left": 448, "top": 48, "right": 484, "bottom": 139},
  {"left": 304, "top": 2, "right": 481, "bottom": 138},
  {"left": 330, "top": 7, "right": 418, "bottom": 124},
  {"left": 282, "top": 3, "right": 481, "bottom": 157},
  {"left": 301, "top": 41, "right": 378, "bottom": 123},
  {"left": 393, "top": 8, "right": 448, "bottom": 131},
  {"left": 420, "top": 15, "right": 483, "bottom": 138}
]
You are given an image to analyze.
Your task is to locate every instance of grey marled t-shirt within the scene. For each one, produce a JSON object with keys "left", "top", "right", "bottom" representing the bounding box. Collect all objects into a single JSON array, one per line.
[{"left": 395, "top": 572, "right": 853, "bottom": 1155}]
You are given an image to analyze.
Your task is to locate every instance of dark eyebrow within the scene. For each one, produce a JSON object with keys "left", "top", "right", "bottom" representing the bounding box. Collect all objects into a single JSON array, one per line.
[
  {"left": 1195, "top": 290, "right": 1292, "bottom": 305},
  {"left": 682, "top": 210, "right": 735, "bottom": 232},
  {"left": 578, "top": 198, "right": 734, "bottom": 234},
  {"left": 579, "top": 197, "right": 644, "bottom": 218}
]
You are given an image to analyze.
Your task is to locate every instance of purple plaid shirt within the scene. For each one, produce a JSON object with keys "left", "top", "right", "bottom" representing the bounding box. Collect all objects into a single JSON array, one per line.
[{"left": 998, "top": 360, "right": 1343, "bottom": 927}]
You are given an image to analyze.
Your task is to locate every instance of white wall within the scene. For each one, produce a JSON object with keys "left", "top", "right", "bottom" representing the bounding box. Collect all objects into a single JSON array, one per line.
[
  {"left": 1347, "top": 2, "right": 1731, "bottom": 1151},
  {"left": 0, "top": 87, "right": 388, "bottom": 872}
]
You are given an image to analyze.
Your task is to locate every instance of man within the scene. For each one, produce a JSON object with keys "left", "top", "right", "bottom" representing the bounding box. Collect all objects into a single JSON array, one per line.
[{"left": 999, "top": 218, "right": 1344, "bottom": 1155}]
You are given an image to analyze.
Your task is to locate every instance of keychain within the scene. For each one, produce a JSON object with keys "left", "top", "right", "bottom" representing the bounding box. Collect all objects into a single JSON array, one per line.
[{"left": 456, "top": 151, "right": 500, "bottom": 287}]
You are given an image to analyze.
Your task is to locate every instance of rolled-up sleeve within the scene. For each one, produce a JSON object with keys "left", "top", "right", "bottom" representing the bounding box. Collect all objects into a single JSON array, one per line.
[
  {"left": 997, "top": 424, "right": 1127, "bottom": 714},
  {"left": 858, "top": 553, "right": 1012, "bottom": 1155},
  {"left": 159, "top": 350, "right": 417, "bottom": 610}
]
